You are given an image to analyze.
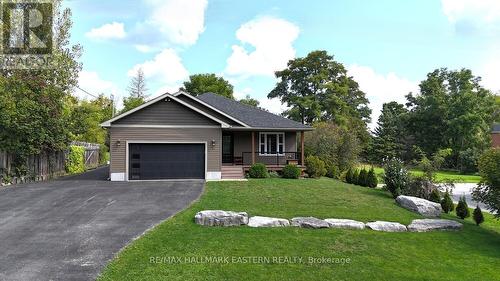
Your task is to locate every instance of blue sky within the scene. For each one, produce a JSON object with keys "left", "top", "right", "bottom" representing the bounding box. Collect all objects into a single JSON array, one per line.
[{"left": 67, "top": 0, "right": 500, "bottom": 127}]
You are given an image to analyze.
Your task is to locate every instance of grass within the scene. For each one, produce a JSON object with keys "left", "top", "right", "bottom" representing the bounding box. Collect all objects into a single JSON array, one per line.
[
  {"left": 98, "top": 178, "right": 500, "bottom": 281},
  {"left": 359, "top": 164, "right": 481, "bottom": 183}
]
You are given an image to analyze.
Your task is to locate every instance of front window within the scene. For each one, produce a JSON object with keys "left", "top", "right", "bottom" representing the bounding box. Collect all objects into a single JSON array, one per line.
[{"left": 259, "top": 132, "right": 285, "bottom": 155}]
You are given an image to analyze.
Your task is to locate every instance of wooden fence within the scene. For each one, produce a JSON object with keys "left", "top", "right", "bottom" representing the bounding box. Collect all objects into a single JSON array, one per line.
[{"left": 0, "top": 142, "right": 101, "bottom": 185}]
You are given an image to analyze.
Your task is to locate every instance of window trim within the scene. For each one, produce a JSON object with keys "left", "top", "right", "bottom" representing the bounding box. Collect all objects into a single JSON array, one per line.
[{"left": 259, "top": 132, "right": 285, "bottom": 156}]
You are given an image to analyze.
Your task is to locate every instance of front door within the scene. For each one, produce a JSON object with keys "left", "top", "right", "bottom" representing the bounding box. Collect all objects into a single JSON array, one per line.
[{"left": 222, "top": 133, "right": 233, "bottom": 163}]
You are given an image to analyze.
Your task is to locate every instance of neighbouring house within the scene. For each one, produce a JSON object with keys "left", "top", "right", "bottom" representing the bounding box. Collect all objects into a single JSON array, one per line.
[
  {"left": 101, "top": 91, "right": 312, "bottom": 181},
  {"left": 493, "top": 124, "right": 500, "bottom": 148}
]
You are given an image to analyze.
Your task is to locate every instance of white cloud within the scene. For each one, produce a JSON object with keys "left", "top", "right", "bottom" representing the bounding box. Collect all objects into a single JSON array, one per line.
[
  {"left": 85, "top": 22, "right": 126, "bottom": 40},
  {"left": 259, "top": 97, "right": 289, "bottom": 114},
  {"left": 134, "top": 44, "right": 155, "bottom": 53},
  {"left": 347, "top": 65, "right": 419, "bottom": 130},
  {"left": 225, "top": 16, "right": 300, "bottom": 77},
  {"left": 128, "top": 49, "right": 189, "bottom": 98},
  {"left": 441, "top": 0, "right": 500, "bottom": 33},
  {"left": 75, "top": 71, "right": 120, "bottom": 99},
  {"left": 479, "top": 55, "right": 500, "bottom": 93},
  {"left": 144, "top": 0, "right": 208, "bottom": 46}
]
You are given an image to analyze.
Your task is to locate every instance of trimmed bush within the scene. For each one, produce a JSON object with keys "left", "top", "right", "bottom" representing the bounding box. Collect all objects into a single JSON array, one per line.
[
  {"left": 282, "top": 164, "right": 301, "bottom": 179},
  {"left": 367, "top": 167, "right": 378, "bottom": 188},
  {"left": 473, "top": 206, "right": 485, "bottom": 226},
  {"left": 326, "top": 164, "right": 339, "bottom": 179},
  {"left": 345, "top": 168, "right": 354, "bottom": 184},
  {"left": 352, "top": 169, "right": 360, "bottom": 185},
  {"left": 456, "top": 196, "right": 470, "bottom": 219},
  {"left": 305, "top": 156, "right": 326, "bottom": 178},
  {"left": 429, "top": 189, "right": 441, "bottom": 203},
  {"left": 383, "top": 158, "right": 410, "bottom": 199},
  {"left": 441, "top": 190, "right": 454, "bottom": 213},
  {"left": 66, "top": 145, "right": 86, "bottom": 174},
  {"left": 358, "top": 169, "right": 368, "bottom": 187},
  {"left": 248, "top": 163, "right": 269, "bottom": 178}
]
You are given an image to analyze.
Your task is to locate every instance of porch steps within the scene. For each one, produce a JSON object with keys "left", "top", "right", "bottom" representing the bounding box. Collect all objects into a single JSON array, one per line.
[{"left": 221, "top": 166, "right": 245, "bottom": 179}]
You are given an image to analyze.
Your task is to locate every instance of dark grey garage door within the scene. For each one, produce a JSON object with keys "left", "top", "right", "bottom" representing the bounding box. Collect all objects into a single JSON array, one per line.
[{"left": 129, "top": 143, "right": 205, "bottom": 180}]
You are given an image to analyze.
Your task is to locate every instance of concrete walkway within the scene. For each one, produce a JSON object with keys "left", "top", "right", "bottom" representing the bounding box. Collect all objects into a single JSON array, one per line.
[{"left": 0, "top": 167, "right": 204, "bottom": 281}]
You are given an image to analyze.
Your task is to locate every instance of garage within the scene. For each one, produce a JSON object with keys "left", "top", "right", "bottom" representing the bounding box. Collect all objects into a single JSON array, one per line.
[{"left": 128, "top": 143, "right": 206, "bottom": 180}]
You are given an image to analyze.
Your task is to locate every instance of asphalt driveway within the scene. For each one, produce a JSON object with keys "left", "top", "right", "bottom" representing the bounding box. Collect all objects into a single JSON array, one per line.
[{"left": 0, "top": 166, "right": 204, "bottom": 281}]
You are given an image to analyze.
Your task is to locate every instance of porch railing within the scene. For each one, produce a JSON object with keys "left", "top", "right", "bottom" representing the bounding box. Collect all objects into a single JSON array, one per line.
[{"left": 241, "top": 152, "right": 302, "bottom": 166}]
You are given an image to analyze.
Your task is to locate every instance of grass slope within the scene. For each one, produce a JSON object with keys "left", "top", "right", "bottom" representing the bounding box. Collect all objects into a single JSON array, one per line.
[{"left": 99, "top": 179, "right": 500, "bottom": 281}]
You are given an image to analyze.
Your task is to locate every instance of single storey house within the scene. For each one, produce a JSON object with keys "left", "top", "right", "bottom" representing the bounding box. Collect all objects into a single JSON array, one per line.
[
  {"left": 493, "top": 124, "right": 500, "bottom": 148},
  {"left": 101, "top": 91, "right": 312, "bottom": 181}
]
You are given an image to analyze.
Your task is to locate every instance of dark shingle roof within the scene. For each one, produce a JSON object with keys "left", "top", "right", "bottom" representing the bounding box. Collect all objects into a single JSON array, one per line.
[
  {"left": 493, "top": 124, "right": 500, "bottom": 133},
  {"left": 197, "top": 92, "right": 311, "bottom": 129}
]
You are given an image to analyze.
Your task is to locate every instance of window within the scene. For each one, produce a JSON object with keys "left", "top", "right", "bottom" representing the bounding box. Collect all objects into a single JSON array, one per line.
[{"left": 259, "top": 132, "right": 285, "bottom": 155}]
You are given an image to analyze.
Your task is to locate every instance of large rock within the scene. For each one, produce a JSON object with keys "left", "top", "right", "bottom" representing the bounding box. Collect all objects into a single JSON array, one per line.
[
  {"left": 248, "top": 216, "right": 290, "bottom": 227},
  {"left": 407, "top": 219, "right": 463, "bottom": 232},
  {"left": 324, "top": 219, "right": 365, "bottom": 230},
  {"left": 396, "top": 195, "right": 442, "bottom": 217},
  {"left": 291, "top": 217, "right": 330, "bottom": 229},
  {"left": 194, "top": 210, "right": 248, "bottom": 226},
  {"left": 366, "top": 221, "right": 407, "bottom": 232}
]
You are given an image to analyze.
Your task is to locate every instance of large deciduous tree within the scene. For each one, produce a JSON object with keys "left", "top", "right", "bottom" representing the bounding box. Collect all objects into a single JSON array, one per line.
[
  {"left": 406, "top": 68, "right": 496, "bottom": 172},
  {"left": 181, "top": 73, "right": 234, "bottom": 99},
  {"left": 239, "top": 95, "right": 260, "bottom": 107},
  {"left": 268, "top": 50, "right": 371, "bottom": 127}
]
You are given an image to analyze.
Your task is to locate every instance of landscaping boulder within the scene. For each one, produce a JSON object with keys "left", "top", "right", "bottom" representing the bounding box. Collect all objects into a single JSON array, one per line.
[
  {"left": 248, "top": 216, "right": 290, "bottom": 227},
  {"left": 407, "top": 219, "right": 463, "bottom": 232},
  {"left": 396, "top": 195, "right": 442, "bottom": 217},
  {"left": 324, "top": 219, "right": 365, "bottom": 230},
  {"left": 366, "top": 221, "right": 407, "bottom": 232},
  {"left": 194, "top": 210, "right": 248, "bottom": 226},
  {"left": 291, "top": 217, "right": 330, "bottom": 229}
]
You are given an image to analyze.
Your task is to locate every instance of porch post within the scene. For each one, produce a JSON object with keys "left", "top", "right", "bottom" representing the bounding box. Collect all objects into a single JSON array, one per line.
[
  {"left": 251, "top": 131, "right": 256, "bottom": 164},
  {"left": 300, "top": 131, "right": 305, "bottom": 166}
]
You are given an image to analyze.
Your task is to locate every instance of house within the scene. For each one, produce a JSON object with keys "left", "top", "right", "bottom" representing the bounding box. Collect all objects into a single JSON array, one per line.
[
  {"left": 493, "top": 124, "right": 500, "bottom": 148},
  {"left": 101, "top": 91, "right": 313, "bottom": 181}
]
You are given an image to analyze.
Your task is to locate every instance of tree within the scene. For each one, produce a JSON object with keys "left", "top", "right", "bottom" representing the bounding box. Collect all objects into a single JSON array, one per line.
[
  {"left": 441, "top": 190, "right": 454, "bottom": 213},
  {"left": 239, "top": 95, "right": 260, "bottom": 107},
  {"left": 383, "top": 158, "right": 410, "bottom": 198},
  {"left": 0, "top": 0, "right": 82, "bottom": 175},
  {"left": 127, "top": 68, "right": 148, "bottom": 99},
  {"left": 371, "top": 102, "right": 409, "bottom": 163},
  {"left": 429, "top": 189, "right": 441, "bottom": 203},
  {"left": 416, "top": 148, "right": 453, "bottom": 181},
  {"left": 472, "top": 148, "right": 500, "bottom": 218},
  {"left": 268, "top": 50, "right": 371, "bottom": 128},
  {"left": 68, "top": 95, "right": 114, "bottom": 145},
  {"left": 358, "top": 169, "right": 368, "bottom": 187},
  {"left": 456, "top": 196, "right": 470, "bottom": 219},
  {"left": 304, "top": 122, "right": 361, "bottom": 173},
  {"left": 122, "top": 68, "right": 148, "bottom": 113},
  {"left": 181, "top": 73, "right": 234, "bottom": 99},
  {"left": 367, "top": 167, "right": 378, "bottom": 188},
  {"left": 406, "top": 68, "right": 496, "bottom": 172},
  {"left": 473, "top": 206, "right": 485, "bottom": 226}
]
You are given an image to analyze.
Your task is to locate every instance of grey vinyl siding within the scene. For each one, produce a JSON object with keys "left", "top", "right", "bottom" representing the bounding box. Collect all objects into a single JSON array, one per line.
[
  {"left": 113, "top": 99, "right": 219, "bottom": 126},
  {"left": 109, "top": 127, "right": 221, "bottom": 174},
  {"left": 177, "top": 95, "right": 242, "bottom": 127}
]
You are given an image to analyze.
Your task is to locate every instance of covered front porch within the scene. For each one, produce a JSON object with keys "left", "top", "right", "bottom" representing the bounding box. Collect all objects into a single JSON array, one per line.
[{"left": 221, "top": 130, "right": 305, "bottom": 177}]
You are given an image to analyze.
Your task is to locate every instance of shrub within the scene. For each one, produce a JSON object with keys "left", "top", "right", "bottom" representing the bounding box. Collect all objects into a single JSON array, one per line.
[
  {"left": 383, "top": 158, "right": 410, "bottom": 199},
  {"left": 367, "top": 167, "right": 378, "bottom": 188},
  {"left": 269, "top": 171, "right": 280, "bottom": 178},
  {"left": 326, "top": 163, "right": 339, "bottom": 179},
  {"left": 282, "top": 164, "right": 301, "bottom": 179},
  {"left": 473, "top": 206, "right": 485, "bottom": 226},
  {"left": 66, "top": 145, "right": 86, "bottom": 174},
  {"left": 358, "top": 169, "right": 368, "bottom": 187},
  {"left": 441, "top": 190, "right": 454, "bottom": 213},
  {"left": 403, "top": 176, "right": 441, "bottom": 200},
  {"left": 305, "top": 156, "right": 326, "bottom": 178},
  {"left": 99, "top": 144, "right": 109, "bottom": 165},
  {"left": 352, "top": 169, "right": 360, "bottom": 185},
  {"left": 345, "top": 168, "right": 354, "bottom": 184},
  {"left": 429, "top": 189, "right": 441, "bottom": 203},
  {"left": 472, "top": 148, "right": 500, "bottom": 218},
  {"left": 248, "top": 163, "right": 269, "bottom": 178},
  {"left": 456, "top": 196, "right": 470, "bottom": 219}
]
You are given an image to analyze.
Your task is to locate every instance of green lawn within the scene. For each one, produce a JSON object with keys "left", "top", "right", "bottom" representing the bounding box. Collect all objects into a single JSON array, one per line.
[
  {"left": 98, "top": 179, "right": 500, "bottom": 281},
  {"left": 359, "top": 165, "right": 481, "bottom": 183}
]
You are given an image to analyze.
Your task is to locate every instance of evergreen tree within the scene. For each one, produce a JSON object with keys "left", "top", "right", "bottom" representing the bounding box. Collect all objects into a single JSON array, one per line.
[
  {"left": 456, "top": 196, "right": 470, "bottom": 219},
  {"left": 473, "top": 206, "right": 484, "bottom": 226},
  {"left": 122, "top": 68, "right": 148, "bottom": 113},
  {"left": 352, "top": 169, "right": 360, "bottom": 185},
  {"left": 367, "top": 167, "right": 378, "bottom": 188},
  {"left": 345, "top": 168, "right": 353, "bottom": 184},
  {"left": 429, "top": 189, "right": 441, "bottom": 203},
  {"left": 358, "top": 169, "right": 368, "bottom": 187},
  {"left": 441, "top": 190, "right": 454, "bottom": 213}
]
